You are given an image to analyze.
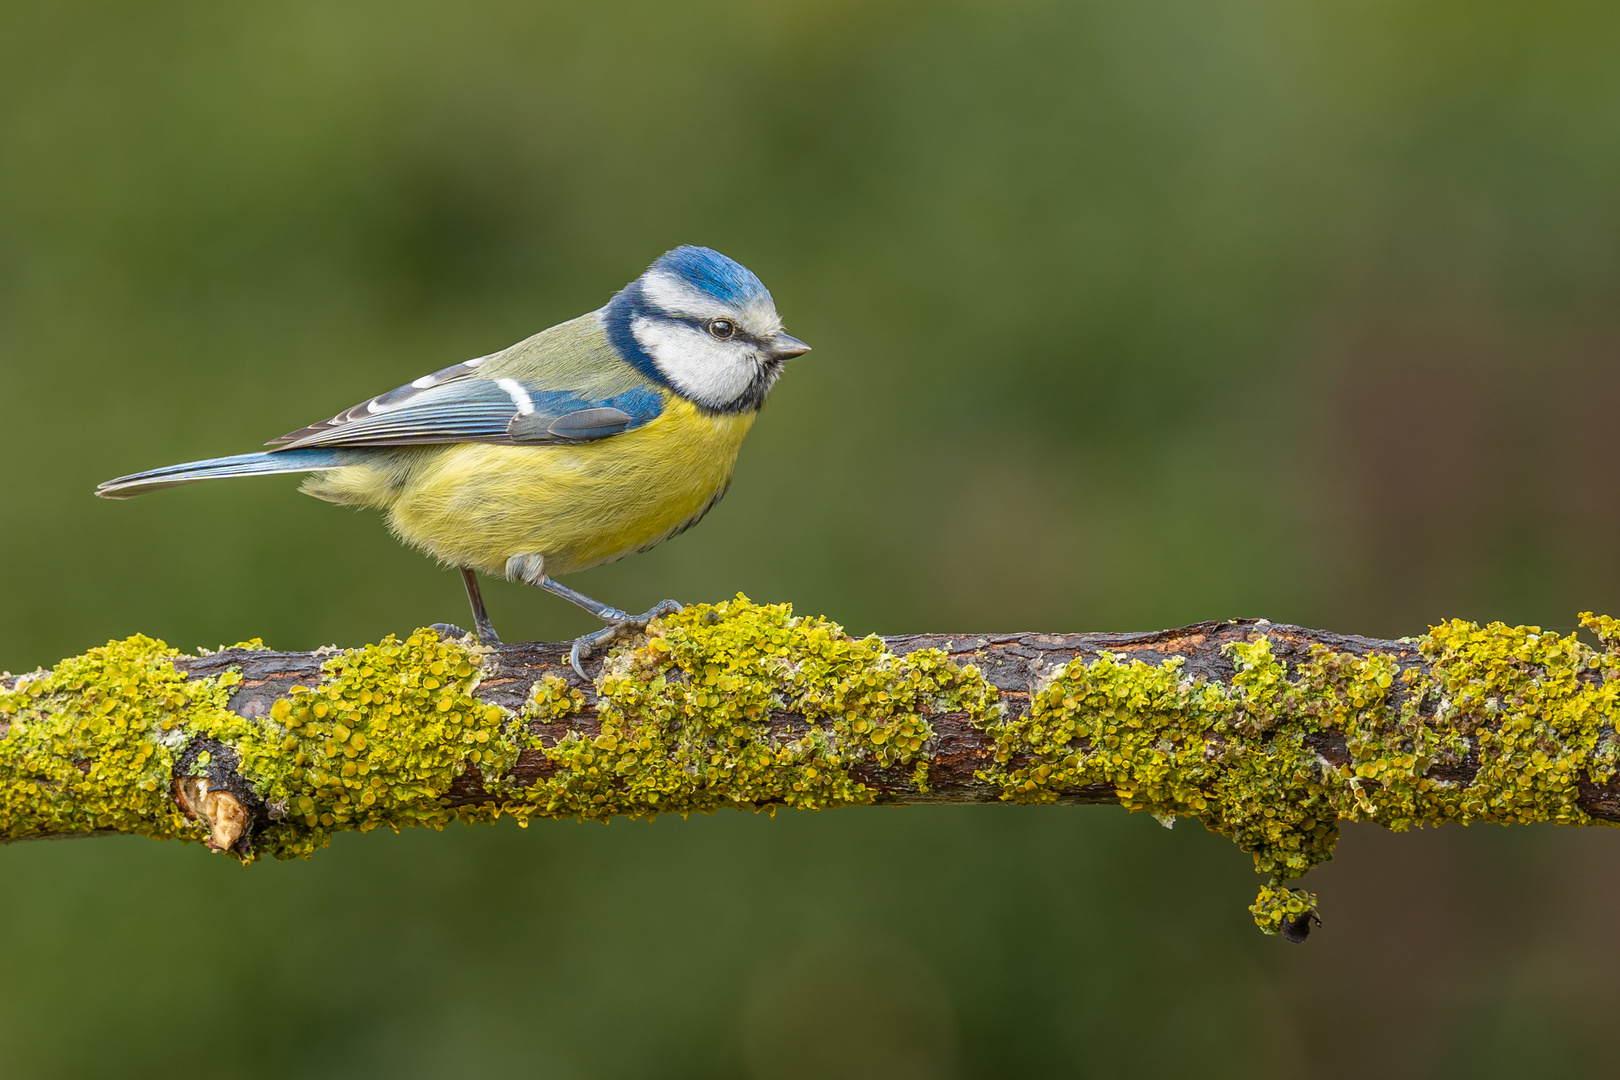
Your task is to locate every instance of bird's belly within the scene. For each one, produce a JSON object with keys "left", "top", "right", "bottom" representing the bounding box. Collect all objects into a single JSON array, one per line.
[{"left": 383, "top": 400, "right": 756, "bottom": 577}]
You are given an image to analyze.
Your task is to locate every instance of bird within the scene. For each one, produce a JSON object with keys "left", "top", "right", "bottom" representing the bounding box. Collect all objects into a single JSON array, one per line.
[{"left": 97, "top": 245, "right": 810, "bottom": 677}]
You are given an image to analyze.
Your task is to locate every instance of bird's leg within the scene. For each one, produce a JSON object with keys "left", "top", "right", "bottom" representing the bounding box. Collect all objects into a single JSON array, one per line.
[
  {"left": 460, "top": 567, "right": 502, "bottom": 644},
  {"left": 538, "top": 575, "right": 683, "bottom": 680},
  {"left": 504, "top": 555, "right": 679, "bottom": 679}
]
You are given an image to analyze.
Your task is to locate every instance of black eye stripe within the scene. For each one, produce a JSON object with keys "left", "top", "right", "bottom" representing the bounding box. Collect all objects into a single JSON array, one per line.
[{"left": 656, "top": 311, "right": 769, "bottom": 348}]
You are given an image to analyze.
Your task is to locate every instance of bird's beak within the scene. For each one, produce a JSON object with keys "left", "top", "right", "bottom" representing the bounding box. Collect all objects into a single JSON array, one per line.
[{"left": 770, "top": 333, "right": 811, "bottom": 360}]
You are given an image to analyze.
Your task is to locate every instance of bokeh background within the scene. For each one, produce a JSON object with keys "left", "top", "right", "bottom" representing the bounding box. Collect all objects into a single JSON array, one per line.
[{"left": 3, "top": 1, "right": 1620, "bottom": 1075}]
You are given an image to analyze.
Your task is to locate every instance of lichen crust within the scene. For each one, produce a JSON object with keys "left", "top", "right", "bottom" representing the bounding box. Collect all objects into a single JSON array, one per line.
[
  {"left": 974, "top": 614, "right": 1620, "bottom": 934},
  {"left": 0, "top": 597, "right": 997, "bottom": 862},
  {"left": 238, "top": 630, "right": 518, "bottom": 859},
  {"left": 507, "top": 596, "right": 996, "bottom": 822},
  {"left": 9, "top": 607, "right": 1620, "bottom": 941},
  {"left": 0, "top": 634, "right": 242, "bottom": 844}
]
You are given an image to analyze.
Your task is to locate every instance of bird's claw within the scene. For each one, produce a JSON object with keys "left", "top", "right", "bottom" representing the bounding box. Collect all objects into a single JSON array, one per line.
[
  {"left": 568, "top": 599, "right": 684, "bottom": 680},
  {"left": 568, "top": 633, "right": 606, "bottom": 681},
  {"left": 430, "top": 622, "right": 501, "bottom": 645}
]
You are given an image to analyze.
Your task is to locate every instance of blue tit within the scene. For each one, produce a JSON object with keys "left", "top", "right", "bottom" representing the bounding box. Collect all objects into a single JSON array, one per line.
[{"left": 98, "top": 245, "right": 811, "bottom": 676}]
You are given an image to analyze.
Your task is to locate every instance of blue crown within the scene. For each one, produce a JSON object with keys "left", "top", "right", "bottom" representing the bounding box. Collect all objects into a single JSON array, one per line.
[{"left": 649, "top": 246, "right": 771, "bottom": 307}]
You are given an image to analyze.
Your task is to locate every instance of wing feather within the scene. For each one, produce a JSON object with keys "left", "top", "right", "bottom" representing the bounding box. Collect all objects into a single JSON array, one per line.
[{"left": 267, "top": 315, "right": 665, "bottom": 451}]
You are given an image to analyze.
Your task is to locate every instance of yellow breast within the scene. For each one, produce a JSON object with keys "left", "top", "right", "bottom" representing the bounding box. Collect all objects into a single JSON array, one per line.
[{"left": 328, "top": 396, "right": 756, "bottom": 577}]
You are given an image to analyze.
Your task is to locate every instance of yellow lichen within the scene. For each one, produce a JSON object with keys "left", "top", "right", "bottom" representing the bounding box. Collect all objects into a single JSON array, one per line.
[
  {"left": 975, "top": 613, "right": 1620, "bottom": 935},
  {"left": 0, "top": 598, "right": 995, "bottom": 855},
  {"left": 240, "top": 630, "right": 518, "bottom": 859},
  {"left": 509, "top": 596, "right": 994, "bottom": 820},
  {"left": 9, "top": 606, "right": 1620, "bottom": 940},
  {"left": 523, "top": 674, "right": 586, "bottom": 724},
  {"left": 0, "top": 635, "right": 230, "bottom": 843},
  {"left": 1249, "top": 878, "right": 1319, "bottom": 939}
]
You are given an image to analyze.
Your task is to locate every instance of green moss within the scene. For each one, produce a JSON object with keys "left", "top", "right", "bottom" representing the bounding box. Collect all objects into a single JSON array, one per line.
[
  {"left": 976, "top": 613, "right": 1620, "bottom": 935},
  {"left": 506, "top": 596, "right": 996, "bottom": 821}
]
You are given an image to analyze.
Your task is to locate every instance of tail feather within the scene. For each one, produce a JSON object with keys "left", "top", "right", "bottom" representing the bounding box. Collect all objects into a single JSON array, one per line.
[{"left": 96, "top": 449, "right": 363, "bottom": 499}]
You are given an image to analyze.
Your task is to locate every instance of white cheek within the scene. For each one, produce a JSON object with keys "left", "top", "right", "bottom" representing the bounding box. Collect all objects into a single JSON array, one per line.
[{"left": 632, "top": 317, "right": 757, "bottom": 406}]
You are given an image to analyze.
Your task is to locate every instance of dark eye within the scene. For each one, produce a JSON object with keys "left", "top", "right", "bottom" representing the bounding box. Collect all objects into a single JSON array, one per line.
[{"left": 708, "top": 319, "right": 735, "bottom": 340}]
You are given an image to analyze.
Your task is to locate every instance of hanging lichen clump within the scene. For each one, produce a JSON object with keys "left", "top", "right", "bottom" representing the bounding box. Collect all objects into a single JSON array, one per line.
[{"left": 976, "top": 613, "right": 1620, "bottom": 936}]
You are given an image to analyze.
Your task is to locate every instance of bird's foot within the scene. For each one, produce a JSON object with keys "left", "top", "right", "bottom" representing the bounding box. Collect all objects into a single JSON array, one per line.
[
  {"left": 568, "top": 599, "right": 684, "bottom": 680},
  {"left": 430, "top": 622, "right": 502, "bottom": 645}
]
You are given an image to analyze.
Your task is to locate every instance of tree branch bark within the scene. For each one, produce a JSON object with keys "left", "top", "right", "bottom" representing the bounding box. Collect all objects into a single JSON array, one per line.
[{"left": 6, "top": 597, "right": 1619, "bottom": 941}]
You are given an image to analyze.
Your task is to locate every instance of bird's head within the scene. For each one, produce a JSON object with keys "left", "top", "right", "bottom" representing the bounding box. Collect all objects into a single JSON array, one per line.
[{"left": 604, "top": 246, "right": 810, "bottom": 413}]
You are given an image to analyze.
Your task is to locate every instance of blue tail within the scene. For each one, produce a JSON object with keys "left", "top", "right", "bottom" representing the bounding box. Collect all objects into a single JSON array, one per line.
[{"left": 96, "top": 448, "right": 364, "bottom": 499}]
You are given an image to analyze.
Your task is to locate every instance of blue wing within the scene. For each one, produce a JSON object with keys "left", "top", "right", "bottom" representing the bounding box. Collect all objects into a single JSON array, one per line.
[
  {"left": 97, "top": 315, "right": 667, "bottom": 499},
  {"left": 268, "top": 362, "right": 665, "bottom": 450}
]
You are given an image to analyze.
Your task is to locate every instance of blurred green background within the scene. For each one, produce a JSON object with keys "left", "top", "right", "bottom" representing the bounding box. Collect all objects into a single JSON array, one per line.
[{"left": 3, "top": 0, "right": 1620, "bottom": 1075}]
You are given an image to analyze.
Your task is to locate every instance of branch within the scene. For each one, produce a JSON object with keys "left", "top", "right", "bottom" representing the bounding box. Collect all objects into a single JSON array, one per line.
[{"left": 6, "top": 596, "right": 1620, "bottom": 942}]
